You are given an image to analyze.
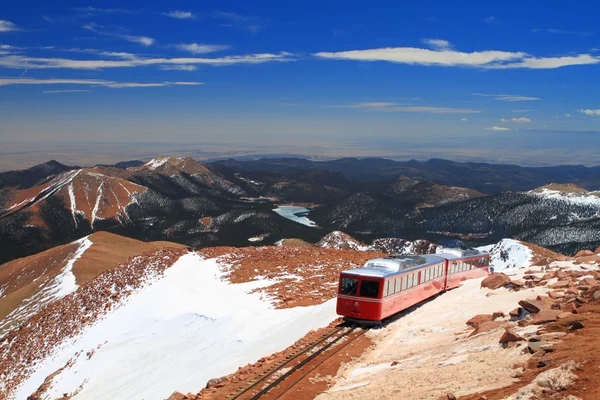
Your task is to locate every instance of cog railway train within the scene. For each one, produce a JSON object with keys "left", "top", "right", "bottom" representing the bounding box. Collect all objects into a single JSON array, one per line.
[{"left": 336, "top": 248, "right": 490, "bottom": 323}]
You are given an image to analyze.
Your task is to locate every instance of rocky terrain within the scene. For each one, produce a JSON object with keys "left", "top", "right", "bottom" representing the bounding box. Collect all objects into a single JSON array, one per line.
[{"left": 2, "top": 229, "right": 600, "bottom": 400}]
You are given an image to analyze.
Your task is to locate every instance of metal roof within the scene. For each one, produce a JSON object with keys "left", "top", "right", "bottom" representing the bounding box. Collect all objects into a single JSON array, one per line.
[
  {"left": 436, "top": 248, "right": 489, "bottom": 260},
  {"left": 342, "top": 254, "right": 446, "bottom": 278},
  {"left": 341, "top": 249, "right": 490, "bottom": 278}
]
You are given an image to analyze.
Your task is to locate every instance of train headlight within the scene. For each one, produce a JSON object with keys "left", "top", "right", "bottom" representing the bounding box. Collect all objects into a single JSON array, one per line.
[{"left": 354, "top": 302, "right": 359, "bottom": 307}]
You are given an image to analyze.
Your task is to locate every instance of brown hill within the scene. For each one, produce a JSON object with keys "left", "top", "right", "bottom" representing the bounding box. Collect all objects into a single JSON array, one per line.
[
  {"left": 0, "top": 169, "right": 147, "bottom": 228},
  {"left": 0, "top": 231, "right": 185, "bottom": 335}
]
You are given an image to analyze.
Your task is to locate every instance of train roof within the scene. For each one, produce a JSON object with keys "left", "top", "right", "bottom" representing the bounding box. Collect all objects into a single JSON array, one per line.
[
  {"left": 435, "top": 248, "right": 489, "bottom": 260},
  {"left": 342, "top": 254, "right": 446, "bottom": 278},
  {"left": 341, "top": 249, "right": 490, "bottom": 279}
]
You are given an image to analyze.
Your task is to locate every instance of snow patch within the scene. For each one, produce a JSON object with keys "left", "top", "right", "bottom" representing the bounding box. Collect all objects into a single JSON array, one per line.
[
  {"left": 530, "top": 187, "right": 600, "bottom": 206},
  {"left": 144, "top": 157, "right": 169, "bottom": 170},
  {"left": 13, "top": 253, "right": 337, "bottom": 400},
  {"left": 478, "top": 239, "right": 533, "bottom": 273}
]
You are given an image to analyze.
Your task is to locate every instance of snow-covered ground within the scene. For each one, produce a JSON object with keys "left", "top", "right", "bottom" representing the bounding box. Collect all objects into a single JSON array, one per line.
[
  {"left": 530, "top": 187, "right": 600, "bottom": 206},
  {"left": 478, "top": 238, "right": 534, "bottom": 273},
  {"left": 0, "top": 236, "right": 93, "bottom": 335},
  {"left": 13, "top": 253, "right": 337, "bottom": 400},
  {"left": 273, "top": 206, "right": 317, "bottom": 227}
]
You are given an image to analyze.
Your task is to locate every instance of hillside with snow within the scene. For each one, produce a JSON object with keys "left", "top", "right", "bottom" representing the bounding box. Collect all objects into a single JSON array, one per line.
[{"left": 1, "top": 237, "right": 564, "bottom": 400}]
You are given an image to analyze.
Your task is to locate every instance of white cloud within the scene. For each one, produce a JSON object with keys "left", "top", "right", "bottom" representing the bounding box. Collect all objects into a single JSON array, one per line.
[
  {"left": 213, "top": 11, "right": 266, "bottom": 33},
  {"left": 565, "top": 113, "right": 571, "bottom": 117},
  {"left": 330, "top": 102, "right": 479, "bottom": 114},
  {"left": 175, "top": 43, "right": 230, "bottom": 54},
  {"left": 314, "top": 45, "right": 599, "bottom": 69},
  {"left": 42, "top": 89, "right": 94, "bottom": 93},
  {"left": 0, "top": 52, "right": 293, "bottom": 70},
  {"left": 83, "top": 23, "right": 154, "bottom": 47},
  {"left": 578, "top": 109, "right": 600, "bottom": 116},
  {"left": 512, "top": 109, "right": 533, "bottom": 112},
  {"left": 512, "top": 117, "right": 532, "bottom": 123},
  {"left": 163, "top": 11, "right": 195, "bottom": 19},
  {"left": 72, "top": 7, "right": 133, "bottom": 15},
  {"left": 532, "top": 28, "right": 592, "bottom": 36},
  {"left": 485, "top": 126, "right": 511, "bottom": 131},
  {"left": 0, "top": 20, "right": 20, "bottom": 32},
  {"left": 484, "top": 16, "right": 498, "bottom": 23},
  {"left": 500, "top": 118, "right": 510, "bottom": 123},
  {"left": 0, "top": 78, "right": 203, "bottom": 89},
  {"left": 473, "top": 93, "right": 540, "bottom": 101},
  {"left": 159, "top": 65, "right": 198, "bottom": 71},
  {"left": 461, "top": 118, "right": 468, "bottom": 121},
  {"left": 421, "top": 38, "right": 452, "bottom": 50}
]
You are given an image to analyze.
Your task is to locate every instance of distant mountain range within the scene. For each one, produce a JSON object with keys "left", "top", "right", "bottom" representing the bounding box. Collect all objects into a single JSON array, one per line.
[{"left": 1, "top": 156, "right": 599, "bottom": 263}]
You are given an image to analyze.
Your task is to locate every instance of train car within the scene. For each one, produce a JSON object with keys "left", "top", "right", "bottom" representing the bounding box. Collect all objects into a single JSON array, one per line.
[{"left": 336, "top": 249, "right": 490, "bottom": 323}]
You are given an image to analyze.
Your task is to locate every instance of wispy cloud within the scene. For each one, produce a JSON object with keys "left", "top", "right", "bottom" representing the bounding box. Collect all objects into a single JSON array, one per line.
[
  {"left": 42, "top": 89, "right": 94, "bottom": 93},
  {"left": 502, "top": 117, "right": 532, "bottom": 123},
  {"left": 532, "top": 28, "right": 593, "bottom": 37},
  {"left": 0, "top": 78, "right": 203, "bottom": 89},
  {"left": 461, "top": 118, "right": 468, "bottom": 121},
  {"left": 0, "top": 52, "right": 294, "bottom": 70},
  {"left": 421, "top": 38, "right": 452, "bottom": 50},
  {"left": 0, "top": 20, "right": 20, "bottom": 32},
  {"left": 163, "top": 10, "right": 195, "bottom": 20},
  {"left": 314, "top": 45, "right": 599, "bottom": 69},
  {"left": 71, "top": 7, "right": 134, "bottom": 15},
  {"left": 83, "top": 23, "right": 154, "bottom": 46},
  {"left": 175, "top": 43, "right": 230, "bottom": 54},
  {"left": 485, "top": 126, "right": 511, "bottom": 131},
  {"left": 472, "top": 93, "right": 540, "bottom": 101},
  {"left": 213, "top": 11, "right": 266, "bottom": 33},
  {"left": 484, "top": 16, "right": 498, "bottom": 24},
  {"left": 329, "top": 102, "right": 479, "bottom": 114},
  {"left": 159, "top": 65, "right": 198, "bottom": 71},
  {"left": 512, "top": 109, "right": 533, "bottom": 112},
  {"left": 578, "top": 109, "right": 600, "bottom": 116}
]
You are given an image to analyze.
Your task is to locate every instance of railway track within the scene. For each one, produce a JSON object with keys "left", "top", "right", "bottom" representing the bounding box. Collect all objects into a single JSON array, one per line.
[{"left": 226, "top": 324, "right": 366, "bottom": 400}]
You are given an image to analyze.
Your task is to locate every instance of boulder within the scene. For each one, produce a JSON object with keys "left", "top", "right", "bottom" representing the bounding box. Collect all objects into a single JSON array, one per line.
[
  {"left": 580, "top": 277, "right": 599, "bottom": 287},
  {"left": 469, "top": 321, "right": 503, "bottom": 337},
  {"left": 499, "top": 328, "right": 525, "bottom": 344},
  {"left": 167, "top": 393, "right": 188, "bottom": 400},
  {"left": 509, "top": 279, "right": 525, "bottom": 287},
  {"left": 544, "top": 314, "right": 587, "bottom": 332},
  {"left": 575, "top": 250, "right": 593, "bottom": 257},
  {"left": 594, "top": 246, "right": 600, "bottom": 254},
  {"left": 533, "top": 258, "right": 550, "bottom": 266},
  {"left": 205, "top": 376, "right": 229, "bottom": 389},
  {"left": 555, "top": 270, "right": 568, "bottom": 279},
  {"left": 548, "top": 291, "right": 564, "bottom": 300},
  {"left": 566, "top": 287, "right": 579, "bottom": 296},
  {"left": 509, "top": 308, "right": 522, "bottom": 318},
  {"left": 492, "top": 311, "right": 506, "bottom": 320},
  {"left": 532, "top": 309, "right": 562, "bottom": 324},
  {"left": 466, "top": 314, "right": 494, "bottom": 327},
  {"left": 519, "top": 298, "right": 553, "bottom": 314},
  {"left": 481, "top": 273, "right": 511, "bottom": 290},
  {"left": 549, "top": 280, "right": 571, "bottom": 289}
]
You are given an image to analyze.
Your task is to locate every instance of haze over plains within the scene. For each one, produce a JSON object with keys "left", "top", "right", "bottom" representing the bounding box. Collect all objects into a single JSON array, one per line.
[{"left": 1, "top": 1, "right": 599, "bottom": 170}]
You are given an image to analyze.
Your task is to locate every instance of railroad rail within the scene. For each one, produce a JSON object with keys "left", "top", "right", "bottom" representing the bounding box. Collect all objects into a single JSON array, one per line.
[{"left": 227, "top": 324, "right": 365, "bottom": 400}]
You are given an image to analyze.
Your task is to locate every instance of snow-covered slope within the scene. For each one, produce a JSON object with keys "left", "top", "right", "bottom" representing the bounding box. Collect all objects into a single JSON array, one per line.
[
  {"left": 11, "top": 252, "right": 337, "bottom": 400},
  {"left": 317, "top": 231, "right": 368, "bottom": 251},
  {"left": 529, "top": 184, "right": 600, "bottom": 206},
  {"left": 0, "top": 237, "right": 92, "bottom": 335},
  {"left": 478, "top": 239, "right": 534, "bottom": 273}
]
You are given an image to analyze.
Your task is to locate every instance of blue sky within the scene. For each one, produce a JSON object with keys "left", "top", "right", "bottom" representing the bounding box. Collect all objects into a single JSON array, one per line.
[{"left": 1, "top": 0, "right": 599, "bottom": 166}]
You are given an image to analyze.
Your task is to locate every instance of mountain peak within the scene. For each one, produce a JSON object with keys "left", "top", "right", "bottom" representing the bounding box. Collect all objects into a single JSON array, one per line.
[
  {"left": 531, "top": 182, "right": 589, "bottom": 195},
  {"left": 138, "top": 156, "right": 211, "bottom": 175}
]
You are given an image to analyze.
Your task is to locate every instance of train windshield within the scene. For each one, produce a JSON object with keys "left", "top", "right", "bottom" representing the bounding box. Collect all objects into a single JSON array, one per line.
[
  {"left": 340, "top": 277, "right": 358, "bottom": 295},
  {"left": 359, "top": 280, "right": 380, "bottom": 298}
]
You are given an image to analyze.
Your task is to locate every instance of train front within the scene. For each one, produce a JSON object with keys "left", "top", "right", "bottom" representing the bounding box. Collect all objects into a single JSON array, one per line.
[{"left": 336, "top": 271, "right": 384, "bottom": 323}]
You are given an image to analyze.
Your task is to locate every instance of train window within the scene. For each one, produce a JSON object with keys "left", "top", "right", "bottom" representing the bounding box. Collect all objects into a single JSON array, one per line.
[
  {"left": 383, "top": 280, "right": 389, "bottom": 297},
  {"left": 395, "top": 278, "right": 400, "bottom": 293},
  {"left": 407, "top": 273, "right": 413, "bottom": 288},
  {"left": 360, "top": 280, "right": 380, "bottom": 298},
  {"left": 340, "top": 277, "right": 358, "bottom": 295},
  {"left": 402, "top": 275, "right": 408, "bottom": 290}
]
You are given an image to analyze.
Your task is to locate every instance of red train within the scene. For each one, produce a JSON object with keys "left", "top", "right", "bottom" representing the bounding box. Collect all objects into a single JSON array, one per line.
[{"left": 336, "top": 248, "right": 490, "bottom": 323}]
